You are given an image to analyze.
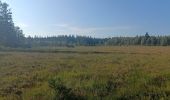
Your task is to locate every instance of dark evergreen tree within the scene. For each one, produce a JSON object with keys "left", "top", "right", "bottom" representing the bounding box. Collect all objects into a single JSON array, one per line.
[{"left": 0, "top": 0, "right": 25, "bottom": 47}]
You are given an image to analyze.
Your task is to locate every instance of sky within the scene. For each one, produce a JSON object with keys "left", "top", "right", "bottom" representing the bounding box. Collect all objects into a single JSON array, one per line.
[{"left": 2, "top": 0, "right": 170, "bottom": 37}]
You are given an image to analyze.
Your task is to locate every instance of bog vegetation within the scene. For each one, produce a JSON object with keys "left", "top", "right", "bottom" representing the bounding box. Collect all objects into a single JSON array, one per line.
[{"left": 0, "top": 46, "right": 170, "bottom": 100}]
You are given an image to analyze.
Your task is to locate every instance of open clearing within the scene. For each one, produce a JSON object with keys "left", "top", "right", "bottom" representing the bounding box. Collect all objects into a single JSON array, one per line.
[{"left": 0, "top": 46, "right": 170, "bottom": 100}]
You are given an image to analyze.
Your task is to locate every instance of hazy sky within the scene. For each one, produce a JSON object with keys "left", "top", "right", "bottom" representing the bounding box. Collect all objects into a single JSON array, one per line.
[{"left": 2, "top": 0, "right": 170, "bottom": 37}]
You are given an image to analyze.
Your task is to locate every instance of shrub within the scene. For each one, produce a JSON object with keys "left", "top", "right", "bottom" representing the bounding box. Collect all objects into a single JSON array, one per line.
[{"left": 49, "top": 78, "right": 85, "bottom": 100}]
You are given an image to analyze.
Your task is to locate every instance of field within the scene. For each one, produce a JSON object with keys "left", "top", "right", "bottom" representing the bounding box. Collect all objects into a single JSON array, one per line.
[{"left": 0, "top": 46, "right": 170, "bottom": 100}]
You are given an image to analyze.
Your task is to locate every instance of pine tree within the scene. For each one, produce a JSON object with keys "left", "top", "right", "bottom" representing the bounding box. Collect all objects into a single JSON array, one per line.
[{"left": 0, "top": 0, "right": 25, "bottom": 47}]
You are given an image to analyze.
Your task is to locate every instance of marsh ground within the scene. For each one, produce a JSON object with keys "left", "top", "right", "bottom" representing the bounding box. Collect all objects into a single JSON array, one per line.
[{"left": 0, "top": 46, "right": 170, "bottom": 100}]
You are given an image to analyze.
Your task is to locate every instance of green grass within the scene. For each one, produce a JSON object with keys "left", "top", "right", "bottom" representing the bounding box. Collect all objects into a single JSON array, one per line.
[{"left": 0, "top": 46, "right": 170, "bottom": 100}]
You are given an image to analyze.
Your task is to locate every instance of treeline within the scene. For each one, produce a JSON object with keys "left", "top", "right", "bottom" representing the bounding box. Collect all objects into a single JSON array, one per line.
[
  {"left": 26, "top": 33, "right": 170, "bottom": 47},
  {"left": 106, "top": 33, "right": 170, "bottom": 46},
  {"left": 1, "top": 0, "right": 170, "bottom": 48},
  {"left": 26, "top": 35, "right": 106, "bottom": 47}
]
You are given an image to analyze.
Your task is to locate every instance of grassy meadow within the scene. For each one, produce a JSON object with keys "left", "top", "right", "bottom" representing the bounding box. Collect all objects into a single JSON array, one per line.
[{"left": 0, "top": 46, "right": 170, "bottom": 100}]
